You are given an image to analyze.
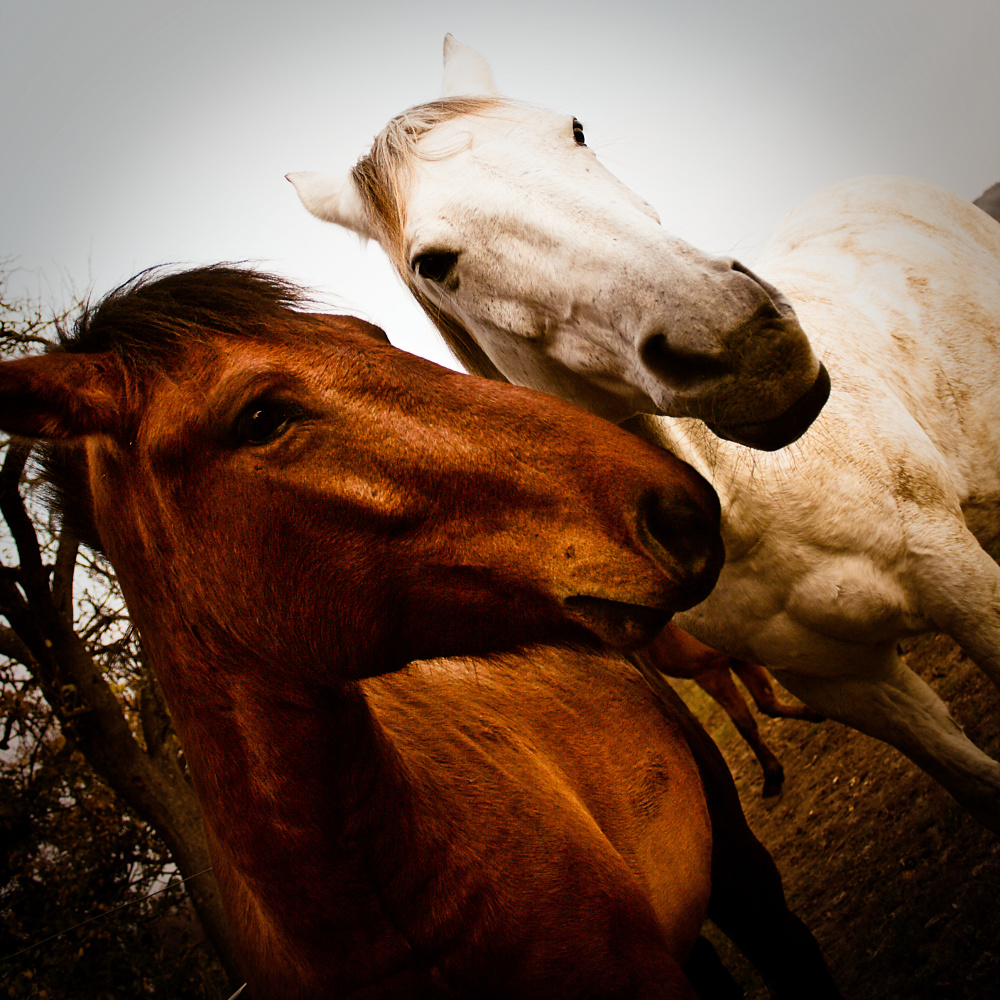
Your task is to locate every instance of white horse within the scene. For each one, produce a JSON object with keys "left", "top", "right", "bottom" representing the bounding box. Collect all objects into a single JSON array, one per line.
[{"left": 288, "top": 37, "right": 1000, "bottom": 834}]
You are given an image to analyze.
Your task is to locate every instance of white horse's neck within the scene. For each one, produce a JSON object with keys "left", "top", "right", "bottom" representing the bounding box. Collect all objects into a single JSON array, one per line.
[{"left": 624, "top": 414, "right": 787, "bottom": 550}]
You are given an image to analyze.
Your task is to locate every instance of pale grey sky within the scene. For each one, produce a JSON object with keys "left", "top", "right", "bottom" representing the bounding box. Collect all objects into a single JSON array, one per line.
[{"left": 2, "top": 0, "right": 998, "bottom": 366}]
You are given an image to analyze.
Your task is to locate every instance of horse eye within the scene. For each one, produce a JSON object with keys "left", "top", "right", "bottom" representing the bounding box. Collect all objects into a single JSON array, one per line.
[
  {"left": 234, "top": 400, "right": 299, "bottom": 446},
  {"left": 572, "top": 118, "right": 586, "bottom": 146},
  {"left": 412, "top": 251, "right": 458, "bottom": 284}
]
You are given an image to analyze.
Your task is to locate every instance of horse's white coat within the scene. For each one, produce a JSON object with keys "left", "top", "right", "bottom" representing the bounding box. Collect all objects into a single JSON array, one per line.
[{"left": 290, "top": 39, "right": 1000, "bottom": 833}]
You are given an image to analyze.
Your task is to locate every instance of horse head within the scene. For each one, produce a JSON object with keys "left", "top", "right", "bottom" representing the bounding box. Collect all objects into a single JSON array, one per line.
[
  {"left": 0, "top": 267, "right": 723, "bottom": 691},
  {"left": 288, "top": 35, "right": 829, "bottom": 450}
]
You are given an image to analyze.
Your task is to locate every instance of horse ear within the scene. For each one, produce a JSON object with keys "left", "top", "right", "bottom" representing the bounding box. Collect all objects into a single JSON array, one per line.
[
  {"left": 441, "top": 34, "right": 499, "bottom": 98},
  {"left": 0, "top": 352, "right": 122, "bottom": 440},
  {"left": 285, "top": 171, "right": 372, "bottom": 238}
]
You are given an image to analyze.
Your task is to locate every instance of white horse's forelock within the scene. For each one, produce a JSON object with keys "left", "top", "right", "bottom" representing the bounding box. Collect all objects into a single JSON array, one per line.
[
  {"left": 351, "top": 96, "right": 513, "bottom": 381},
  {"left": 351, "top": 97, "right": 506, "bottom": 257}
]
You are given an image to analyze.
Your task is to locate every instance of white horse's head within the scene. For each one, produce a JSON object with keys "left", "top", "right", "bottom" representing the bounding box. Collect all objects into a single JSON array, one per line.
[{"left": 288, "top": 35, "right": 828, "bottom": 449}]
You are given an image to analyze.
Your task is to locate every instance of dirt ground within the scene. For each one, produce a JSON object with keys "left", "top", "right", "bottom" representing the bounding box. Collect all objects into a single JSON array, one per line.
[{"left": 676, "top": 633, "right": 1000, "bottom": 999}]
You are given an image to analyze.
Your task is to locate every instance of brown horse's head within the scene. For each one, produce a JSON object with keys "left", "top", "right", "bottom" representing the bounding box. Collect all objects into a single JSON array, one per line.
[{"left": 0, "top": 267, "right": 722, "bottom": 688}]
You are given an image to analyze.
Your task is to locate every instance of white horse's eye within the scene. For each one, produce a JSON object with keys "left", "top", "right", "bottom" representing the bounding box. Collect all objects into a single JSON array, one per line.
[
  {"left": 412, "top": 251, "right": 458, "bottom": 284},
  {"left": 572, "top": 118, "right": 586, "bottom": 146}
]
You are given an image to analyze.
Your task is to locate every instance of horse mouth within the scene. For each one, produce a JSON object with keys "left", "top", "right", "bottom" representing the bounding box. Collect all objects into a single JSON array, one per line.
[
  {"left": 707, "top": 362, "right": 830, "bottom": 451},
  {"left": 562, "top": 595, "right": 671, "bottom": 650}
]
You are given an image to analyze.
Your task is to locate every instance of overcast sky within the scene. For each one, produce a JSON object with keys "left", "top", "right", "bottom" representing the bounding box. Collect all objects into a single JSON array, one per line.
[{"left": 2, "top": 0, "right": 998, "bottom": 367}]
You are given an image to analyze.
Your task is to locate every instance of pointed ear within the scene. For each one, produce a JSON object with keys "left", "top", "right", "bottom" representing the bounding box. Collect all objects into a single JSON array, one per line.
[
  {"left": 441, "top": 34, "right": 499, "bottom": 98},
  {"left": 285, "top": 170, "right": 372, "bottom": 238},
  {"left": 0, "top": 352, "right": 123, "bottom": 440}
]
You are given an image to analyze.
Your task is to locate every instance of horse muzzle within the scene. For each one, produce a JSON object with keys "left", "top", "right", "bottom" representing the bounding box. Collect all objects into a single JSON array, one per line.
[
  {"left": 707, "top": 361, "right": 830, "bottom": 450},
  {"left": 632, "top": 260, "right": 828, "bottom": 449},
  {"left": 558, "top": 475, "right": 724, "bottom": 651}
]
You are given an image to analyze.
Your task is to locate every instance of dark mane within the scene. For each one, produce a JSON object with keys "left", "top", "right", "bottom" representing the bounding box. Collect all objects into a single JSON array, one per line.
[
  {"left": 40, "top": 265, "right": 314, "bottom": 552},
  {"left": 62, "top": 264, "right": 310, "bottom": 371}
]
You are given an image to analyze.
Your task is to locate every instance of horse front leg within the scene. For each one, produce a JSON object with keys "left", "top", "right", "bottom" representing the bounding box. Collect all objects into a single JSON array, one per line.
[
  {"left": 770, "top": 646, "right": 1000, "bottom": 835},
  {"left": 729, "top": 659, "right": 824, "bottom": 722},
  {"left": 681, "top": 936, "right": 744, "bottom": 999},
  {"left": 639, "top": 624, "right": 791, "bottom": 797},
  {"left": 690, "top": 661, "right": 786, "bottom": 798},
  {"left": 907, "top": 515, "right": 1000, "bottom": 691}
]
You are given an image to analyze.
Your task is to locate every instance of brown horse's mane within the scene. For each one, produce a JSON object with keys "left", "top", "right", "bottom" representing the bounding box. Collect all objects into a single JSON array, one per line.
[
  {"left": 38, "top": 265, "right": 333, "bottom": 552},
  {"left": 62, "top": 265, "right": 312, "bottom": 371},
  {"left": 352, "top": 97, "right": 510, "bottom": 384}
]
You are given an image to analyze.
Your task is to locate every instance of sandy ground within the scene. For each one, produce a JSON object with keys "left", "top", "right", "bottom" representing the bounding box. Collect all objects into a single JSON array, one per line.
[{"left": 678, "top": 633, "right": 1000, "bottom": 999}]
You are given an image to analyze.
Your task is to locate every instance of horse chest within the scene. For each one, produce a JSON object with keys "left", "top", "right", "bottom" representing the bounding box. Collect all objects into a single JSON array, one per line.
[
  {"left": 665, "top": 435, "right": 933, "bottom": 663},
  {"left": 362, "top": 659, "right": 712, "bottom": 987}
]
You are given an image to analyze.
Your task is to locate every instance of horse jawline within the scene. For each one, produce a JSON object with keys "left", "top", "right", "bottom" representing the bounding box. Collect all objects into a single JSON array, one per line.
[
  {"left": 707, "top": 362, "right": 831, "bottom": 451},
  {"left": 562, "top": 595, "right": 672, "bottom": 650}
]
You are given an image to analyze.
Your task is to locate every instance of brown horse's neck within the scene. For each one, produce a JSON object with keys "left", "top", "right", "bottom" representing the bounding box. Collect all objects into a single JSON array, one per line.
[{"left": 158, "top": 652, "right": 432, "bottom": 995}]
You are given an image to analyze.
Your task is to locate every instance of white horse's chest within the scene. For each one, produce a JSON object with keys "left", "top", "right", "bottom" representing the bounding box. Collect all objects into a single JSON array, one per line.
[
  {"left": 643, "top": 189, "right": 1000, "bottom": 663},
  {"left": 652, "top": 408, "right": 929, "bottom": 661}
]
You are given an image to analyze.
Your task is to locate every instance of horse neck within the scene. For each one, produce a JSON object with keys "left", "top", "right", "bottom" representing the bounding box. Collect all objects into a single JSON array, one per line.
[
  {"left": 626, "top": 413, "right": 734, "bottom": 500},
  {"left": 156, "top": 649, "right": 426, "bottom": 991},
  {"left": 627, "top": 412, "right": 791, "bottom": 553}
]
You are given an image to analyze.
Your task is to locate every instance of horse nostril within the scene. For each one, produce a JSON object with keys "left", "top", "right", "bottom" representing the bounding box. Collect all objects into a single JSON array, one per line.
[
  {"left": 638, "top": 331, "right": 732, "bottom": 390},
  {"left": 639, "top": 489, "right": 724, "bottom": 610}
]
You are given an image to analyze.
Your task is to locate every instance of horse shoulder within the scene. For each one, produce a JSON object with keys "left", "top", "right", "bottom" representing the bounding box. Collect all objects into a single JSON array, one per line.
[{"left": 494, "top": 648, "right": 714, "bottom": 958}]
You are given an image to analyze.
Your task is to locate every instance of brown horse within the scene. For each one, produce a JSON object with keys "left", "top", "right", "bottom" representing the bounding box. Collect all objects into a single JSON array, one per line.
[
  {"left": 641, "top": 625, "right": 823, "bottom": 798},
  {"left": 1, "top": 267, "right": 839, "bottom": 998}
]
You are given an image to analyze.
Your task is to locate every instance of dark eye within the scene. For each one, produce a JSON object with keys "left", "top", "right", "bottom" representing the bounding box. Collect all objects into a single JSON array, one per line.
[
  {"left": 411, "top": 250, "right": 458, "bottom": 284},
  {"left": 572, "top": 118, "right": 586, "bottom": 146},
  {"left": 234, "top": 400, "right": 300, "bottom": 446}
]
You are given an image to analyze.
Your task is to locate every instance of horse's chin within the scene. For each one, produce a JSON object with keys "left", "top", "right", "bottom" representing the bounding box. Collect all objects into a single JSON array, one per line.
[
  {"left": 707, "top": 362, "right": 830, "bottom": 451},
  {"left": 561, "top": 595, "right": 672, "bottom": 651}
]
